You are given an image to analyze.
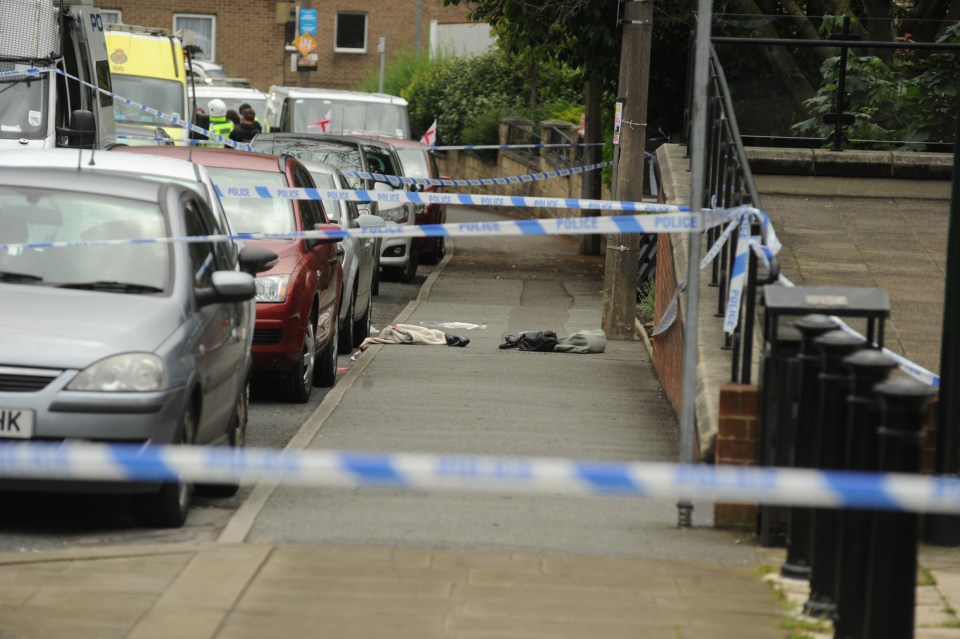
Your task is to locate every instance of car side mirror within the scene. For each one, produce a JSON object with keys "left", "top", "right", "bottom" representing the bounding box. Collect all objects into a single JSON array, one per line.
[
  {"left": 305, "top": 222, "right": 344, "bottom": 250},
  {"left": 197, "top": 271, "right": 256, "bottom": 307},
  {"left": 356, "top": 214, "right": 385, "bottom": 228},
  {"left": 58, "top": 110, "right": 96, "bottom": 149},
  {"left": 238, "top": 245, "right": 279, "bottom": 275}
]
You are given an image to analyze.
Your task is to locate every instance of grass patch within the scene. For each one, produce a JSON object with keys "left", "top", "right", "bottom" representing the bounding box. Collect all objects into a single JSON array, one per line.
[
  {"left": 918, "top": 565, "right": 937, "bottom": 587},
  {"left": 637, "top": 288, "right": 655, "bottom": 325},
  {"left": 779, "top": 614, "right": 831, "bottom": 636}
]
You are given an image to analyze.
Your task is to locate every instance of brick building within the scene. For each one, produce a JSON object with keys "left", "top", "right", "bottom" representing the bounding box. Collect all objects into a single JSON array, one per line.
[{"left": 98, "top": 1, "right": 482, "bottom": 93}]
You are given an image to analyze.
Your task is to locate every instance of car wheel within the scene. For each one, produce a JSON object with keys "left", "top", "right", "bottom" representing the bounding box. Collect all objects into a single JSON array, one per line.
[
  {"left": 131, "top": 404, "right": 194, "bottom": 528},
  {"left": 436, "top": 237, "right": 446, "bottom": 262},
  {"left": 353, "top": 294, "right": 371, "bottom": 349},
  {"left": 422, "top": 237, "right": 445, "bottom": 266},
  {"left": 280, "top": 320, "right": 315, "bottom": 403},
  {"left": 398, "top": 245, "right": 418, "bottom": 283},
  {"left": 197, "top": 381, "right": 247, "bottom": 498},
  {"left": 338, "top": 287, "right": 355, "bottom": 354},
  {"left": 313, "top": 312, "right": 338, "bottom": 388}
]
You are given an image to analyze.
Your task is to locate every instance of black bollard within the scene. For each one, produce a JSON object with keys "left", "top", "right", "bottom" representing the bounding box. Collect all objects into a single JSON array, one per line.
[
  {"left": 833, "top": 349, "right": 898, "bottom": 639},
  {"left": 862, "top": 377, "right": 937, "bottom": 639},
  {"left": 781, "top": 314, "right": 839, "bottom": 580},
  {"left": 803, "top": 330, "right": 865, "bottom": 619}
]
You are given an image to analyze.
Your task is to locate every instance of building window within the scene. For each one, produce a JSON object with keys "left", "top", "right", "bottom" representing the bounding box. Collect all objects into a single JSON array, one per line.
[
  {"left": 174, "top": 14, "right": 216, "bottom": 61},
  {"left": 100, "top": 9, "right": 122, "bottom": 24},
  {"left": 335, "top": 12, "right": 367, "bottom": 53}
]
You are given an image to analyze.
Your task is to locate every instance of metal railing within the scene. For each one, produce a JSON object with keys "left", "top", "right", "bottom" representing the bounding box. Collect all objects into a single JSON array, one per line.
[
  {"left": 684, "top": 40, "right": 776, "bottom": 384},
  {"left": 543, "top": 125, "right": 579, "bottom": 166},
  {"left": 502, "top": 122, "right": 540, "bottom": 164}
]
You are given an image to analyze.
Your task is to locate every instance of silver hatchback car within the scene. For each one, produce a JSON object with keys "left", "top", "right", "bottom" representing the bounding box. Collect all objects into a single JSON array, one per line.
[{"left": 0, "top": 168, "right": 274, "bottom": 528}]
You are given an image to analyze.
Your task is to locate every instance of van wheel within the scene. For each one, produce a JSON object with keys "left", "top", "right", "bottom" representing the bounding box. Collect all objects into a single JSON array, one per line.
[{"left": 132, "top": 405, "right": 194, "bottom": 528}]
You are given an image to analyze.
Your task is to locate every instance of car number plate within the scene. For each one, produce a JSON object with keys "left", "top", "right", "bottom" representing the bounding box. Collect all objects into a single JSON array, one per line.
[{"left": 0, "top": 408, "right": 34, "bottom": 439}]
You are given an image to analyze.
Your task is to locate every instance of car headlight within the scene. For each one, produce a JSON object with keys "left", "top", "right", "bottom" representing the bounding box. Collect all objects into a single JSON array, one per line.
[
  {"left": 413, "top": 203, "right": 426, "bottom": 216},
  {"left": 67, "top": 353, "right": 166, "bottom": 392},
  {"left": 379, "top": 205, "right": 409, "bottom": 223},
  {"left": 256, "top": 274, "right": 290, "bottom": 302}
]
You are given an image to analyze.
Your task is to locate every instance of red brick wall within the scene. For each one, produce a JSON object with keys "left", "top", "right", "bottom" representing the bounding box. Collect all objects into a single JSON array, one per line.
[
  {"left": 651, "top": 234, "right": 684, "bottom": 422},
  {"left": 714, "top": 384, "right": 759, "bottom": 530},
  {"left": 102, "top": 1, "right": 475, "bottom": 93}
]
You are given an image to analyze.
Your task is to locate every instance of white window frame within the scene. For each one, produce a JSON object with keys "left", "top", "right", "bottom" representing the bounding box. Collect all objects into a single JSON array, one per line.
[
  {"left": 334, "top": 12, "right": 368, "bottom": 54},
  {"left": 100, "top": 9, "right": 122, "bottom": 24},
  {"left": 173, "top": 13, "right": 217, "bottom": 62}
]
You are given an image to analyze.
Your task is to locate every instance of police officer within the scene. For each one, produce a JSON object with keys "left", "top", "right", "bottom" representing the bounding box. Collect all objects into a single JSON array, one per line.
[{"left": 206, "top": 99, "right": 234, "bottom": 147}]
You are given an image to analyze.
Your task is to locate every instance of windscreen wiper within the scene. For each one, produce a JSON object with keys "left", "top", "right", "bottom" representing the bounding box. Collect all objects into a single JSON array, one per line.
[
  {"left": 0, "top": 270, "right": 43, "bottom": 282},
  {"left": 58, "top": 281, "right": 163, "bottom": 294}
]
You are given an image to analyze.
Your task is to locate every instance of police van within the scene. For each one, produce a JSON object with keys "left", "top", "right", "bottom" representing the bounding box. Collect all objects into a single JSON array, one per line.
[
  {"left": 265, "top": 86, "right": 410, "bottom": 139},
  {"left": 105, "top": 23, "right": 189, "bottom": 144},
  {"left": 0, "top": 0, "right": 116, "bottom": 150}
]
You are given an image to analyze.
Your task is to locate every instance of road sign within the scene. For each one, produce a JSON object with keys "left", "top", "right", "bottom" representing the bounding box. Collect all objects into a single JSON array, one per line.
[
  {"left": 299, "top": 8, "right": 317, "bottom": 35},
  {"left": 292, "top": 33, "right": 317, "bottom": 56}
]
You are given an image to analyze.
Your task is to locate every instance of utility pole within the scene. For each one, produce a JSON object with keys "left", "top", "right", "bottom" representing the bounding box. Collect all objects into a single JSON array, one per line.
[
  {"left": 297, "top": 0, "right": 314, "bottom": 89},
  {"left": 601, "top": 0, "right": 654, "bottom": 339}
]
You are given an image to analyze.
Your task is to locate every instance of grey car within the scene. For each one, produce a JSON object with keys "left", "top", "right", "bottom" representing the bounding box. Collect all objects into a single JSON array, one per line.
[
  {"left": 0, "top": 168, "right": 274, "bottom": 528},
  {"left": 299, "top": 161, "right": 385, "bottom": 351}
]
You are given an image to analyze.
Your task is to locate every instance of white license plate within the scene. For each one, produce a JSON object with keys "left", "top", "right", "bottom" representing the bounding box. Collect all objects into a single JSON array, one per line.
[{"left": 0, "top": 408, "right": 34, "bottom": 439}]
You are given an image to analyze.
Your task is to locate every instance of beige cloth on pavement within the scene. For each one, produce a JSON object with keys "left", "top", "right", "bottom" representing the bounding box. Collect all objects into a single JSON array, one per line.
[{"left": 359, "top": 323, "right": 448, "bottom": 351}]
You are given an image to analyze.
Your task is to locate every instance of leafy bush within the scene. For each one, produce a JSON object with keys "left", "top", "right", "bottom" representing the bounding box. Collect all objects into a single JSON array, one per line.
[{"left": 792, "top": 21, "right": 960, "bottom": 150}]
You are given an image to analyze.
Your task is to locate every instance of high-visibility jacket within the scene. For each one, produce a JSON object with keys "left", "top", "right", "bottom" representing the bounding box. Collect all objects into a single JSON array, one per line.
[{"left": 207, "top": 116, "right": 235, "bottom": 147}]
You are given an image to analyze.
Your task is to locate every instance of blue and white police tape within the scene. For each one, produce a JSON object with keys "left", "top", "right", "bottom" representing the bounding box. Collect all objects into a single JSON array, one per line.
[
  {"left": 776, "top": 273, "right": 942, "bottom": 389},
  {"left": 214, "top": 185, "right": 692, "bottom": 216},
  {"left": 35, "top": 67, "right": 256, "bottom": 153},
  {"left": 341, "top": 161, "right": 614, "bottom": 188},
  {"left": 0, "top": 213, "right": 722, "bottom": 254},
  {"left": 1, "top": 441, "right": 960, "bottom": 513},
  {"left": 0, "top": 66, "right": 53, "bottom": 78},
  {"left": 423, "top": 142, "right": 610, "bottom": 151}
]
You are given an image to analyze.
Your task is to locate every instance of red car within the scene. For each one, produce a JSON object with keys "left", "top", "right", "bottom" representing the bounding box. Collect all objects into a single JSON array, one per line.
[{"left": 114, "top": 147, "right": 343, "bottom": 403}]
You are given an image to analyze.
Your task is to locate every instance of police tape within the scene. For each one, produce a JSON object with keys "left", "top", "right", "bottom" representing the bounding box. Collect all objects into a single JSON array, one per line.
[
  {"left": 22, "top": 67, "right": 258, "bottom": 152},
  {"left": 423, "top": 142, "right": 609, "bottom": 151},
  {"left": 341, "top": 161, "right": 614, "bottom": 187},
  {"left": 0, "top": 441, "right": 958, "bottom": 513},
  {"left": 214, "top": 185, "right": 689, "bottom": 215},
  {"left": 0, "top": 213, "right": 726, "bottom": 254}
]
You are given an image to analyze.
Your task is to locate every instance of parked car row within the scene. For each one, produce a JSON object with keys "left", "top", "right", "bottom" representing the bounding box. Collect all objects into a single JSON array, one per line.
[{"left": 0, "top": 100, "right": 447, "bottom": 528}]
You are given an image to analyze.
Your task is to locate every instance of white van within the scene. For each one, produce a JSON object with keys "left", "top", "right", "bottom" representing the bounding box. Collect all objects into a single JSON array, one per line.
[
  {"left": 265, "top": 86, "right": 410, "bottom": 139},
  {"left": 0, "top": 0, "right": 116, "bottom": 150}
]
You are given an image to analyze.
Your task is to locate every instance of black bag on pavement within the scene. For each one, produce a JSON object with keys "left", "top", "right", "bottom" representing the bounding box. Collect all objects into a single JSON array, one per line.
[{"left": 518, "top": 330, "right": 558, "bottom": 352}]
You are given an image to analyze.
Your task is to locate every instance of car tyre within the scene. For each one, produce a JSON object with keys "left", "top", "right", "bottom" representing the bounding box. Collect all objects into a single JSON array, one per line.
[
  {"left": 353, "top": 294, "right": 371, "bottom": 349},
  {"left": 371, "top": 263, "right": 381, "bottom": 295},
  {"left": 197, "top": 381, "right": 247, "bottom": 498},
  {"left": 280, "top": 320, "right": 315, "bottom": 403},
  {"left": 313, "top": 313, "right": 338, "bottom": 388},
  {"left": 421, "top": 237, "right": 445, "bottom": 266},
  {"left": 398, "top": 244, "right": 418, "bottom": 283},
  {"left": 131, "top": 404, "right": 194, "bottom": 529},
  {"left": 338, "top": 287, "right": 355, "bottom": 354}
]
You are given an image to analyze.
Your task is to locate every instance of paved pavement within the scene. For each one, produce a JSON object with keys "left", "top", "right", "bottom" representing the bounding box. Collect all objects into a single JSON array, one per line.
[{"left": 1, "top": 163, "right": 958, "bottom": 637}]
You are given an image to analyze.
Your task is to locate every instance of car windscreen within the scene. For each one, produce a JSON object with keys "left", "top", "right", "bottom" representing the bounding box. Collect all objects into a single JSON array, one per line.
[
  {"left": 207, "top": 168, "right": 296, "bottom": 238},
  {"left": 251, "top": 139, "right": 365, "bottom": 188},
  {"left": 395, "top": 148, "right": 431, "bottom": 179},
  {"left": 0, "top": 67, "right": 48, "bottom": 140},
  {"left": 112, "top": 74, "right": 186, "bottom": 127},
  {"left": 291, "top": 99, "right": 409, "bottom": 138},
  {"left": 0, "top": 186, "right": 170, "bottom": 292}
]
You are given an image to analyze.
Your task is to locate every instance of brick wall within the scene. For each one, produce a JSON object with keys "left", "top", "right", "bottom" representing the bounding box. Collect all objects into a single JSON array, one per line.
[
  {"left": 102, "top": 0, "right": 474, "bottom": 93},
  {"left": 714, "top": 384, "right": 760, "bottom": 530},
  {"left": 651, "top": 231, "right": 682, "bottom": 422}
]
